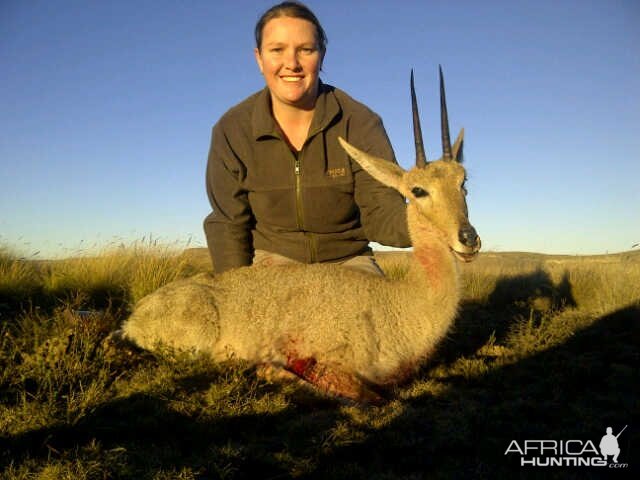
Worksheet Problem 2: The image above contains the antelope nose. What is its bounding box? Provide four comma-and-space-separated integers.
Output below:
459, 225, 479, 247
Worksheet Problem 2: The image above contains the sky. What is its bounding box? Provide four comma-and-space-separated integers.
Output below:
1, 0, 639, 258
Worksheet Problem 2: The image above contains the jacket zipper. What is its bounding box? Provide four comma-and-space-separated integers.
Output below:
293, 150, 317, 262
294, 155, 304, 230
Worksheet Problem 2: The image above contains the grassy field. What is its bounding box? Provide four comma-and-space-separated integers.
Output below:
1, 245, 638, 479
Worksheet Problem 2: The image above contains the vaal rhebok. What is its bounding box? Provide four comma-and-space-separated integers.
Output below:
121, 67, 481, 404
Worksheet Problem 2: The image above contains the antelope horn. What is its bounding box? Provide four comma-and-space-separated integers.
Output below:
411, 69, 428, 167
439, 65, 453, 161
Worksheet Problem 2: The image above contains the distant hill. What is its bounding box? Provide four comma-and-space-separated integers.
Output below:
182, 247, 640, 273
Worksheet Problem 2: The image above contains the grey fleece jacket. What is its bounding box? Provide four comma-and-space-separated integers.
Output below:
204, 82, 410, 273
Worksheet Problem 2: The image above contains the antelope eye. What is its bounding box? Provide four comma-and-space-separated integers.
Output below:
412, 187, 428, 198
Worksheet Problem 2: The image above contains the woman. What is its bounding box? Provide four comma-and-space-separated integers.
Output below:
204, 1, 410, 274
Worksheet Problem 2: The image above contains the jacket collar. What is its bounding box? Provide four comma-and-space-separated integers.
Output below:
252, 80, 341, 141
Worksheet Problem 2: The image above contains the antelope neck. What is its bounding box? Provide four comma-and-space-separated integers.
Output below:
406, 210, 457, 293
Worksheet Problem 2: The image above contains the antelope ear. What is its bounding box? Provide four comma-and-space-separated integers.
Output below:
338, 137, 405, 193
452, 128, 464, 163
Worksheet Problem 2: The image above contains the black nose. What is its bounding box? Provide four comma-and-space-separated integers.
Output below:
459, 225, 478, 247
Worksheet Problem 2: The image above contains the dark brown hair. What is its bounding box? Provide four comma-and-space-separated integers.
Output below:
254, 1, 327, 55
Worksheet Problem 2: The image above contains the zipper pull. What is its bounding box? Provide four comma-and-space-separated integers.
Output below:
295, 159, 301, 175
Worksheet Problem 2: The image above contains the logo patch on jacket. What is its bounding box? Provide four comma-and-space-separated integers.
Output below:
327, 167, 346, 178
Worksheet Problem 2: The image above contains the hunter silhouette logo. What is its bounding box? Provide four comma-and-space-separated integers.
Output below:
505, 425, 629, 468
599, 425, 626, 464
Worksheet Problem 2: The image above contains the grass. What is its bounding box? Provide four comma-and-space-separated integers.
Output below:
1, 245, 639, 479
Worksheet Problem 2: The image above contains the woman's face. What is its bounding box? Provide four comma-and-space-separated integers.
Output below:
254, 16, 323, 111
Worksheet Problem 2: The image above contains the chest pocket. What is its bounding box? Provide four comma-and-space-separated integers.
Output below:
301, 142, 358, 232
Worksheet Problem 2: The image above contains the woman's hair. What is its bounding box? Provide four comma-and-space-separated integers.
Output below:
254, 1, 327, 55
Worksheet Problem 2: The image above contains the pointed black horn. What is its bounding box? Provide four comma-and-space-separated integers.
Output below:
439, 65, 453, 161
411, 69, 428, 167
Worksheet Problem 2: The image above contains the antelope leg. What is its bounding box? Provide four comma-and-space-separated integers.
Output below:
256, 362, 307, 385
285, 356, 385, 405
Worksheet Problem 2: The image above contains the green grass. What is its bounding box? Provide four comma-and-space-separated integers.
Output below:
1, 246, 639, 479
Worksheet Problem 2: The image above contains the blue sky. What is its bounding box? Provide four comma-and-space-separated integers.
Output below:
1, 0, 639, 258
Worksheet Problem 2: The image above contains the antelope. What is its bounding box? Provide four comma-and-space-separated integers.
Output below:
120, 67, 481, 404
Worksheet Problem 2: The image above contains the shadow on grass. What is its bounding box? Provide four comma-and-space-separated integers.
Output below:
0, 371, 347, 478
1, 304, 637, 479
313, 304, 639, 479
440, 270, 578, 362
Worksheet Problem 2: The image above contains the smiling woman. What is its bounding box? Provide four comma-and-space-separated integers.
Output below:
255, 18, 322, 113
255, 16, 322, 150
203, 1, 411, 275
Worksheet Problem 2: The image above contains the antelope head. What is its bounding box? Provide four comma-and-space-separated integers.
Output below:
338, 66, 481, 262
